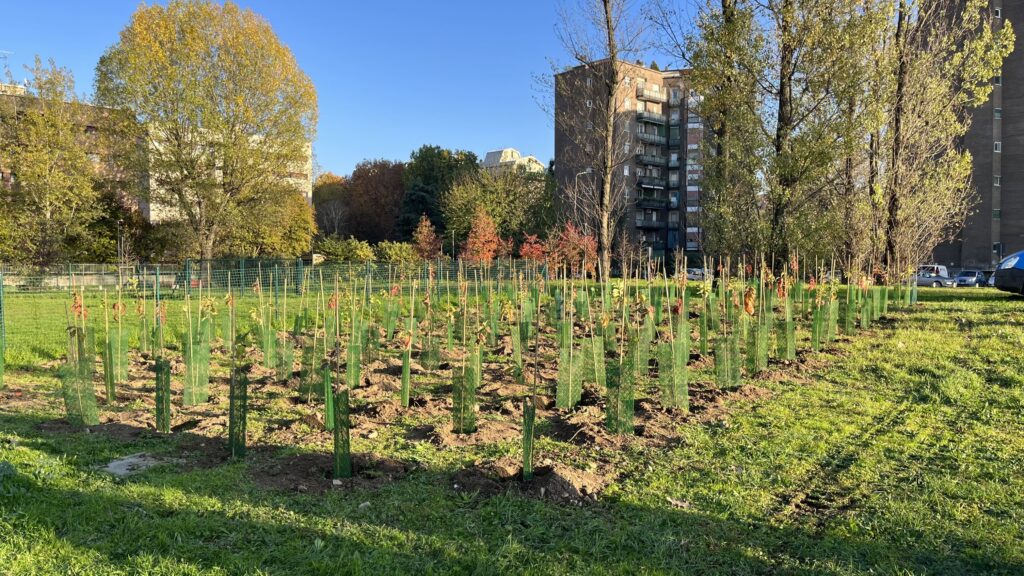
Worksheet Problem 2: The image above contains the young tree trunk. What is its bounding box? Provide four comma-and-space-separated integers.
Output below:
599, 0, 619, 280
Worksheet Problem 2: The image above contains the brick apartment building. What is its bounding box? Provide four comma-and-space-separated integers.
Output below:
934, 1, 1018, 269
554, 60, 704, 264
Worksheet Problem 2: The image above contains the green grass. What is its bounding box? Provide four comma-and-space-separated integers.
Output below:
1, 288, 1022, 574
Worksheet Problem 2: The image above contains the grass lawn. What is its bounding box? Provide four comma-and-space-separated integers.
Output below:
0, 288, 1022, 575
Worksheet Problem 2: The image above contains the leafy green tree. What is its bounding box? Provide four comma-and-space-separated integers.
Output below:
222, 186, 316, 257
0, 57, 99, 265
394, 145, 478, 241
443, 169, 552, 250
880, 0, 1013, 270
94, 0, 318, 261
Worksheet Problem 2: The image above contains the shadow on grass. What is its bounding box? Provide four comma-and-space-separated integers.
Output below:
1, 409, 1020, 575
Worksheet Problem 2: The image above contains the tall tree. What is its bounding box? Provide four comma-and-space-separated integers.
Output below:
312, 172, 348, 237
880, 0, 1013, 271
0, 57, 99, 265
657, 0, 888, 265
344, 159, 405, 242
443, 168, 552, 249
552, 0, 646, 278
94, 0, 318, 261
395, 145, 478, 241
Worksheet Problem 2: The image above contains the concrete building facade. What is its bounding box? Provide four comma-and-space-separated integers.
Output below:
554, 60, 704, 264
934, 1, 1017, 269
481, 148, 545, 175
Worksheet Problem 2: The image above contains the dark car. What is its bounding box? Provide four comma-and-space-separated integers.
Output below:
993, 251, 1024, 295
956, 270, 985, 287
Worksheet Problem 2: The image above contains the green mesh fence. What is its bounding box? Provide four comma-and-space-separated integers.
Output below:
0, 260, 545, 368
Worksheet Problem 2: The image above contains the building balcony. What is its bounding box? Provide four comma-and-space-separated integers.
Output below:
636, 111, 666, 124
668, 137, 681, 148
636, 86, 668, 102
635, 218, 668, 229
636, 194, 668, 208
637, 132, 667, 145
668, 158, 680, 168
635, 153, 667, 167
667, 179, 680, 189
638, 176, 667, 188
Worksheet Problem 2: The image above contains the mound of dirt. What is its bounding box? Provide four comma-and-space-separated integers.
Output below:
451, 456, 615, 505
411, 419, 521, 447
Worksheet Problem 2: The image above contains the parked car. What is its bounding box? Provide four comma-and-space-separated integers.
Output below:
993, 251, 1024, 295
686, 268, 710, 282
955, 270, 986, 287
918, 264, 950, 278
981, 270, 996, 286
914, 271, 955, 288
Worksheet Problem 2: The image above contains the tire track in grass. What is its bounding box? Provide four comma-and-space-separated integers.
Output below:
769, 400, 914, 526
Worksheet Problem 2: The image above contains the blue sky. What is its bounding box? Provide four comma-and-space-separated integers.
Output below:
0, 1, 600, 176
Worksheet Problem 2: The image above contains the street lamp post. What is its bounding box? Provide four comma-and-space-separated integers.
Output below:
572, 168, 591, 224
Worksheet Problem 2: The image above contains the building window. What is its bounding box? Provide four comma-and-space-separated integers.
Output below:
624, 97, 632, 110
995, 74, 1002, 86
994, 209, 1002, 219
586, 77, 593, 88
624, 142, 631, 154
624, 165, 630, 176
995, 141, 1002, 152
586, 99, 593, 108
995, 108, 1002, 119
995, 8, 1001, 18
624, 76, 631, 86
995, 175, 1001, 186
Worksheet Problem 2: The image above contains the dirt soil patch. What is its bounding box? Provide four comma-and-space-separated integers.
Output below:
451, 456, 615, 505
249, 451, 412, 494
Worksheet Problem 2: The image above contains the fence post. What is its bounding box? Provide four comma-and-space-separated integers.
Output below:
0, 269, 6, 363
295, 257, 303, 295
184, 259, 192, 299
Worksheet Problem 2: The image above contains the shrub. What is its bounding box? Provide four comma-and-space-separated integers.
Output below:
374, 241, 420, 264
316, 236, 374, 262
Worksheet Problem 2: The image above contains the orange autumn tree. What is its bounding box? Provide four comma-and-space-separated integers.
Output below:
546, 223, 597, 277
519, 233, 546, 261
461, 208, 502, 264
412, 214, 442, 260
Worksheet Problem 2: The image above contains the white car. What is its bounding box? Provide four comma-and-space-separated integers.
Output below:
686, 268, 709, 282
